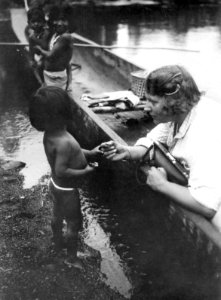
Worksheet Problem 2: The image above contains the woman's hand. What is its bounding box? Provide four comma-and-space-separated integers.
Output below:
145, 167, 168, 191
99, 141, 129, 161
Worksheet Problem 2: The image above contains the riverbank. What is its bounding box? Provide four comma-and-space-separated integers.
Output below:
0, 160, 126, 300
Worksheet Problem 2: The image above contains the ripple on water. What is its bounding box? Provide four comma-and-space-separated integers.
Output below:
80, 188, 133, 298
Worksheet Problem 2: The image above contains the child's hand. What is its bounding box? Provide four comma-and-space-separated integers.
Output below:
85, 163, 98, 173
91, 145, 104, 157
100, 141, 129, 161
98, 141, 115, 153
34, 45, 42, 53
29, 59, 37, 68
88, 162, 99, 168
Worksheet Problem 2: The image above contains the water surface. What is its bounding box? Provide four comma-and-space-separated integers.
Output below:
70, 4, 221, 102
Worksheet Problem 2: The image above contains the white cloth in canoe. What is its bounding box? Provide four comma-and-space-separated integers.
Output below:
81, 90, 140, 108
43, 69, 68, 90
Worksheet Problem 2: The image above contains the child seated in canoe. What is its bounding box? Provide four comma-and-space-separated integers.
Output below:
25, 7, 50, 82
29, 86, 101, 268
34, 5, 74, 91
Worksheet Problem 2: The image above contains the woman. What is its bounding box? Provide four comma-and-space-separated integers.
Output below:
101, 65, 221, 230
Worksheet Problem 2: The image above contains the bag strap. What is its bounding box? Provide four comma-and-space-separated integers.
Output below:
135, 141, 189, 185
135, 143, 154, 185
153, 141, 189, 181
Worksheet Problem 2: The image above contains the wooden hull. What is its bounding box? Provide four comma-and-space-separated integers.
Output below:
68, 38, 221, 255
10, 8, 221, 256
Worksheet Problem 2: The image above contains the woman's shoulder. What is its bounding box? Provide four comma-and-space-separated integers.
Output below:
192, 96, 221, 132
197, 96, 221, 116
200, 95, 221, 106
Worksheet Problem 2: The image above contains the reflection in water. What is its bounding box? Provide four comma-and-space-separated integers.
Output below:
81, 190, 132, 298
0, 30, 48, 188
0, 56, 49, 188
69, 5, 221, 102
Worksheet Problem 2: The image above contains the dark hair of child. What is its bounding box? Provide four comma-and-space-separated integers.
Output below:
29, 86, 73, 132
27, 7, 45, 23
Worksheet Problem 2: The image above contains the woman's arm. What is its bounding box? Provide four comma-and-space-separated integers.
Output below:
146, 167, 216, 219
100, 141, 148, 161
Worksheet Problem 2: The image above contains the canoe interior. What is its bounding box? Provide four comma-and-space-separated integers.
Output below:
70, 37, 154, 147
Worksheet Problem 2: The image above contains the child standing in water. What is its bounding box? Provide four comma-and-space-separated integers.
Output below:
29, 86, 100, 268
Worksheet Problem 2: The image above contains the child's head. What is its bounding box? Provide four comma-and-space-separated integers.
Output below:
48, 5, 71, 33
29, 86, 73, 132
27, 7, 45, 32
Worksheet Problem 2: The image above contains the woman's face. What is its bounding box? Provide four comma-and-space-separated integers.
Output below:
144, 94, 174, 124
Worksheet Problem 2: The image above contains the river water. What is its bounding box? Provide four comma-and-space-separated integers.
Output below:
70, 4, 221, 103
1, 5, 221, 299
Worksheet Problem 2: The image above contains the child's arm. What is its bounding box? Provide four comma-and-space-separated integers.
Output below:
83, 145, 103, 161
55, 156, 95, 179
28, 40, 37, 67
35, 35, 71, 60
54, 144, 96, 179
34, 45, 50, 58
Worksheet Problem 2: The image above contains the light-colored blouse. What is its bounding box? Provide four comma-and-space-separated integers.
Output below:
135, 96, 221, 213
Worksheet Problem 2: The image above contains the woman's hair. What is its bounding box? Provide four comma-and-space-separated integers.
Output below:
29, 86, 73, 132
145, 65, 202, 114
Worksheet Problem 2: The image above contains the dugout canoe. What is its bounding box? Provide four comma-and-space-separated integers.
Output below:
10, 8, 221, 258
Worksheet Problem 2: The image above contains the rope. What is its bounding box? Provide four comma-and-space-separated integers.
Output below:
0, 42, 200, 53
73, 43, 200, 53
